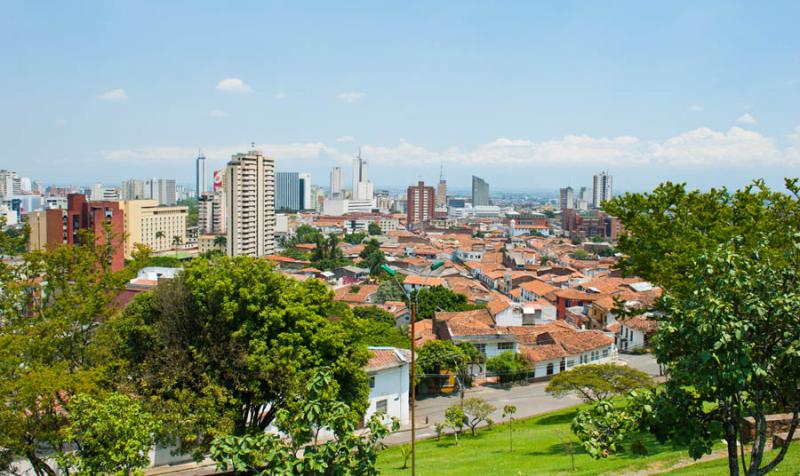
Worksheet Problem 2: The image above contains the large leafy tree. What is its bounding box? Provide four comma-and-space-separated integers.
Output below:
485, 351, 531, 383
106, 256, 370, 457
358, 239, 386, 276
0, 227, 128, 476
416, 340, 481, 396
546, 363, 653, 403
413, 285, 480, 320
575, 180, 800, 475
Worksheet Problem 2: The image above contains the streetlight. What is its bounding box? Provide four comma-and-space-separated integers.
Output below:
380, 260, 444, 476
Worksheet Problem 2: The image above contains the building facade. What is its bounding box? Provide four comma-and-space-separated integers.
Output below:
225, 149, 276, 257
472, 175, 489, 206
559, 186, 574, 210
196, 153, 206, 196
352, 153, 374, 200
67, 194, 125, 272
406, 181, 435, 226
592, 172, 613, 209
276, 172, 301, 211
330, 167, 342, 199
118, 200, 188, 258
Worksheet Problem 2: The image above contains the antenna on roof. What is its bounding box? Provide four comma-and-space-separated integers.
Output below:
439, 159, 444, 182
251, 141, 255, 149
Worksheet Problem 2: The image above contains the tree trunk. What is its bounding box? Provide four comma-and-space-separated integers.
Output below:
27, 452, 57, 476
723, 412, 741, 476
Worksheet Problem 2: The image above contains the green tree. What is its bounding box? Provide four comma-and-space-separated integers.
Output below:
58, 393, 159, 476
571, 248, 592, 260
485, 351, 531, 383
171, 235, 182, 256
351, 308, 409, 349
209, 369, 397, 475
344, 231, 368, 245
463, 397, 496, 436
444, 405, 466, 445
503, 405, 517, 452
0, 219, 28, 256
213, 235, 226, 251
413, 285, 477, 320
291, 224, 322, 245
575, 180, 800, 475
368, 223, 382, 236
359, 239, 386, 276
353, 305, 397, 327
177, 198, 198, 227
546, 363, 653, 403
374, 279, 406, 304
416, 340, 481, 395
0, 230, 126, 475
310, 234, 351, 271
155, 230, 165, 241
106, 256, 370, 457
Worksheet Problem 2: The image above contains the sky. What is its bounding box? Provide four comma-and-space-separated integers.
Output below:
1, 1, 800, 193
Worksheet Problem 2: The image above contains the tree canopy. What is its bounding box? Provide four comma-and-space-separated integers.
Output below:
359, 239, 386, 276
546, 363, 653, 402
105, 256, 370, 456
412, 285, 481, 320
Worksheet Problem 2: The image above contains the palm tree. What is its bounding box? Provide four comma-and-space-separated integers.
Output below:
213, 235, 227, 253
172, 235, 182, 257
155, 230, 165, 248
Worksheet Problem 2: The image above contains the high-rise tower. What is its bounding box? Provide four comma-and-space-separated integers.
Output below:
225, 149, 276, 257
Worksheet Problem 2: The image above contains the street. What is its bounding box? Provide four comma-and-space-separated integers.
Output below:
384, 352, 659, 445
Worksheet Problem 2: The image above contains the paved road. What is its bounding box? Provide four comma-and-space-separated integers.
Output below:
385, 352, 660, 445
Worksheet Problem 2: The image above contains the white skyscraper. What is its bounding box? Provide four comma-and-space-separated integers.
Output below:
330, 167, 342, 199
196, 152, 206, 195
351, 150, 373, 200
225, 149, 276, 257
298, 173, 311, 210
592, 172, 613, 209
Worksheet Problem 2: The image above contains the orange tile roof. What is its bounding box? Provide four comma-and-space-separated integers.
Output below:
404, 275, 444, 286
414, 319, 436, 345
520, 280, 558, 297
487, 299, 512, 317
621, 315, 659, 333
367, 348, 411, 372
334, 284, 379, 304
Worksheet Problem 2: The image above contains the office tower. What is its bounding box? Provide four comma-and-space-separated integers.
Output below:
559, 186, 575, 210
225, 149, 276, 257
298, 173, 311, 210
329, 167, 342, 199
407, 181, 435, 226
351, 151, 374, 200
276, 172, 301, 211
66, 194, 125, 272
592, 172, 613, 209
145, 179, 177, 206
472, 175, 490, 206
102, 188, 120, 200
20, 177, 32, 193
90, 183, 104, 201
196, 152, 206, 196
27, 209, 64, 251
199, 191, 227, 235
0, 170, 22, 197
118, 200, 188, 258
122, 179, 147, 200
436, 163, 447, 208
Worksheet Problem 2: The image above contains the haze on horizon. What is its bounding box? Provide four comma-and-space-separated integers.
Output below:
1, 1, 799, 193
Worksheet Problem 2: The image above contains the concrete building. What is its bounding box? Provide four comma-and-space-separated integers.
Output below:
28, 209, 65, 251
225, 149, 276, 257
198, 233, 226, 255
121, 179, 147, 200
198, 190, 226, 235
592, 172, 613, 209
118, 200, 188, 258
330, 166, 343, 199
0, 170, 21, 197
436, 179, 447, 209
407, 181, 435, 226
276, 172, 301, 211
151, 179, 177, 206
196, 152, 206, 196
472, 175, 490, 206
352, 152, 374, 200
365, 347, 411, 426
299, 172, 311, 210
559, 186, 574, 210
66, 194, 125, 272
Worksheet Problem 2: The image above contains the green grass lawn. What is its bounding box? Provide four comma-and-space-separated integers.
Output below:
658, 444, 800, 475
377, 405, 695, 475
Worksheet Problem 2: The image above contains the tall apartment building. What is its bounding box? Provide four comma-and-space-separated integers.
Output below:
299, 173, 311, 210
196, 152, 206, 196
0, 170, 21, 197
352, 152, 374, 200
152, 179, 177, 206
121, 179, 147, 200
225, 149, 276, 257
472, 175, 490, 206
28, 194, 126, 272
198, 191, 227, 235
407, 181, 435, 226
118, 200, 188, 258
559, 186, 575, 210
330, 167, 342, 199
592, 172, 613, 209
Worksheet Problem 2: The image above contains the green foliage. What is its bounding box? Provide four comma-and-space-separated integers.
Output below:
106, 256, 370, 457
570, 248, 592, 260
445, 405, 466, 444
353, 305, 397, 327
485, 351, 531, 383
585, 179, 800, 475
463, 397, 496, 436
177, 198, 198, 227
280, 247, 312, 260
58, 393, 159, 476
209, 369, 398, 475
352, 307, 410, 349
368, 223, 382, 236
545, 363, 654, 403
503, 405, 517, 452
0, 221, 28, 256
412, 285, 477, 320
0, 230, 128, 475
310, 234, 351, 271
344, 231, 368, 245
399, 445, 411, 470
359, 239, 386, 276
571, 397, 647, 459
291, 224, 322, 245
374, 279, 406, 304
416, 340, 481, 393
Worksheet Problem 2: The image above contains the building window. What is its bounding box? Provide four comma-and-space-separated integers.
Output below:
497, 342, 514, 351
475, 343, 487, 355
546, 362, 554, 375
602, 348, 609, 358
376, 399, 388, 415
369, 376, 375, 389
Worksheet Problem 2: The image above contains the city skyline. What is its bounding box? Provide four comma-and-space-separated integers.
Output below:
2, 2, 800, 192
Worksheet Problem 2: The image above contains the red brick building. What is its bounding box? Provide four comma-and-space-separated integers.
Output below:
66, 194, 125, 272
406, 181, 435, 227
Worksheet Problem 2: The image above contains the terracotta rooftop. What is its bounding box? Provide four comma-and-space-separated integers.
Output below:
367, 347, 412, 372
621, 315, 659, 334
334, 284, 379, 304
404, 275, 445, 286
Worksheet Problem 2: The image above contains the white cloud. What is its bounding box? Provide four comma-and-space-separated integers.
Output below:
736, 113, 757, 125
101, 142, 345, 165
209, 109, 230, 118
336, 91, 365, 103
216, 78, 253, 94
650, 127, 779, 166
273, 91, 287, 100
96, 89, 128, 101
688, 104, 704, 112
336, 136, 355, 143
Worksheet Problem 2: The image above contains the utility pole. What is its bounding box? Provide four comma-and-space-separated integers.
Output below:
410, 300, 417, 475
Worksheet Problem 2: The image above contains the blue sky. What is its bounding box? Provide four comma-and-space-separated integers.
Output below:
2, 1, 800, 192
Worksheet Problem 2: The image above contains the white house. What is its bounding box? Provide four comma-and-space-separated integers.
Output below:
617, 315, 658, 351
403, 275, 445, 294
365, 347, 411, 426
